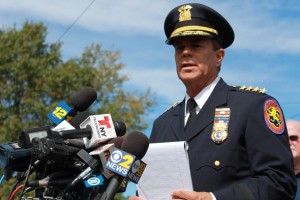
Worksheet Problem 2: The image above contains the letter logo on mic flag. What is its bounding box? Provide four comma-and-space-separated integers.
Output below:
105, 148, 147, 184
48, 101, 76, 125
80, 114, 117, 148
89, 143, 115, 179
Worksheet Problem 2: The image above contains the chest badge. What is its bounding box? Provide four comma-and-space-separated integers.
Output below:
211, 108, 231, 144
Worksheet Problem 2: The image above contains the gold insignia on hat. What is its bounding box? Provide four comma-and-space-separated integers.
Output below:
178, 5, 193, 22
211, 108, 230, 144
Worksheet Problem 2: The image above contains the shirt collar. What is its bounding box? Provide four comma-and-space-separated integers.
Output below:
185, 76, 220, 116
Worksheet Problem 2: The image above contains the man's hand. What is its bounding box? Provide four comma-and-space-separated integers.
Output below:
128, 197, 144, 200
171, 190, 213, 200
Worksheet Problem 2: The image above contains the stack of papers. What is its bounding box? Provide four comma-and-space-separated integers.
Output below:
137, 141, 193, 200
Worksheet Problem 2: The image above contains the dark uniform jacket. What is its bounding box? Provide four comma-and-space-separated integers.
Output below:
150, 78, 296, 200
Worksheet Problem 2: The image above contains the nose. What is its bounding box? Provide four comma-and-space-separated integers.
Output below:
182, 46, 191, 57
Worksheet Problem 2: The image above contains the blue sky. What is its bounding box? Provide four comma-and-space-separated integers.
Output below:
1, 0, 300, 197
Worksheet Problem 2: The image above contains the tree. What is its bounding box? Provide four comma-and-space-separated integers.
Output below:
0, 21, 156, 199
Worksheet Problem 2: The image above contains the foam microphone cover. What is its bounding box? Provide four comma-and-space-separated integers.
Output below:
71, 87, 97, 111
121, 131, 149, 159
114, 121, 127, 136
107, 137, 124, 149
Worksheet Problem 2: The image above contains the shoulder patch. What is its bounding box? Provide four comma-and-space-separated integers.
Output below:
264, 98, 285, 134
164, 101, 180, 113
232, 85, 267, 94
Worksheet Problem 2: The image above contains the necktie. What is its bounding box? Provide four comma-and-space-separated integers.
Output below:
185, 98, 197, 130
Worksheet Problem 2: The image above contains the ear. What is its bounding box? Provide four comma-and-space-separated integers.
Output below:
215, 48, 225, 66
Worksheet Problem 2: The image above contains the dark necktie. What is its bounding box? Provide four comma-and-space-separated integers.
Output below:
185, 98, 197, 130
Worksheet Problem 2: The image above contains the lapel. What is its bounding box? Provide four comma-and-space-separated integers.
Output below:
170, 100, 185, 141
183, 78, 229, 142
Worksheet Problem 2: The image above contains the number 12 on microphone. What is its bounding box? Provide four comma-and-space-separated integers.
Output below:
48, 101, 75, 125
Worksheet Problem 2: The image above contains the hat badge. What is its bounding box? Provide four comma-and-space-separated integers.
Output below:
178, 5, 192, 22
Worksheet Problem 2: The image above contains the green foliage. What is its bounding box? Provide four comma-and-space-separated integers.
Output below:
0, 21, 156, 199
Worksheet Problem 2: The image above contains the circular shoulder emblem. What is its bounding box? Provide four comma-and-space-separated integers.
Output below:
264, 99, 284, 134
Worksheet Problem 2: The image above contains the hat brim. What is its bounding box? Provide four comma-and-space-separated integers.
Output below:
165, 29, 216, 45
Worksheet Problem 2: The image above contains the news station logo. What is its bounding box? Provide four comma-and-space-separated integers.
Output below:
48, 101, 75, 124
80, 114, 117, 148
105, 148, 147, 184
89, 143, 115, 178
84, 174, 104, 188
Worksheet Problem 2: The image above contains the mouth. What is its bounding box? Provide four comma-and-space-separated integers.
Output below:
181, 62, 196, 68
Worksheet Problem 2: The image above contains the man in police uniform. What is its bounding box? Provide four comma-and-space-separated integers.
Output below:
130, 3, 296, 200
287, 119, 300, 200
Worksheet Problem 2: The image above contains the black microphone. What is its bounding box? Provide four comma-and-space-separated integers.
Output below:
56, 121, 126, 139
18, 114, 126, 150
19, 88, 97, 148
48, 87, 97, 125
107, 136, 125, 149
26, 170, 74, 188
69, 112, 127, 137
69, 111, 92, 129
71, 87, 97, 112
57, 114, 127, 149
99, 131, 149, 200
55, 111, 92, 148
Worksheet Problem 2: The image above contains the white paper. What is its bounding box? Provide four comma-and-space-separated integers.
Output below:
137, 141, 193, 200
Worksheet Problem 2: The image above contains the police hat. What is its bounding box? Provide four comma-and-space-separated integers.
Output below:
164, 3, 234, 48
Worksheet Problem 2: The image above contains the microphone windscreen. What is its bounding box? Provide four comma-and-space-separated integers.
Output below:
114, 121, 126, 136
121, 131, 149, 159
71, 87, 97, 111
107, 137, 124, 149
69, 111, 91, 129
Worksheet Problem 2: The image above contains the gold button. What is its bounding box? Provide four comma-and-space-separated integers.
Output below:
214, 160, 220, 166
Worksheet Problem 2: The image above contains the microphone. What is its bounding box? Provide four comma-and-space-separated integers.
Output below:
65, 149, 99, 191
107, 137, 124, 149
69, 111, 92, 129
18, 113, 126, 149
54, 111, 91, 148
62, 148, 110, 195
58, 114, 126, 149
19, 111, 86, 149
26, 170, 74, 188
71, 87, 97, 112
89, 137, 125, 179
121, 131, 149, 159
54, 114, 126, 138
48, 87, 97, 125
100, 131, 149, 200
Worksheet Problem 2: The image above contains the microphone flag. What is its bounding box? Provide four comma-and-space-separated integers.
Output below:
89, 143, 115, 179
80, 114, 117, 149
105, 148, 147, 184
48, 101, 75, 125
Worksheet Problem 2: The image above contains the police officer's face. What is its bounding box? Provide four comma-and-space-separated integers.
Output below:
173, 36, 224, 90
287, 121, 300, 161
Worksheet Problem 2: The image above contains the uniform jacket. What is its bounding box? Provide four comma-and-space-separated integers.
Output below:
150, 78, 296, 200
